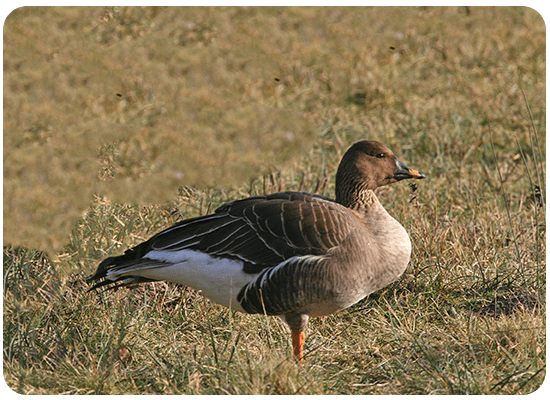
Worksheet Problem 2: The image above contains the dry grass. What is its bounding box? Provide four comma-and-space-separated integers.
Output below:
3, 6, 546, 395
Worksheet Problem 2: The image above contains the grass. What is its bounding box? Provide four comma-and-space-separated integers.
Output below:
3, 6, 546, 395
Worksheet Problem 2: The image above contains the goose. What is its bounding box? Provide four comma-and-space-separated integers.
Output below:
88, 140, 425, 362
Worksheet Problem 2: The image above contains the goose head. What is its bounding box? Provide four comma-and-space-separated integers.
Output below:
335, 141, 425, 208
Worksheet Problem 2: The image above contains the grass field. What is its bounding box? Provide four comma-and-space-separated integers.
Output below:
3, 6, 546, 394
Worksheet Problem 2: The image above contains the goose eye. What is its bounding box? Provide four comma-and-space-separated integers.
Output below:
375, 153, 385, 158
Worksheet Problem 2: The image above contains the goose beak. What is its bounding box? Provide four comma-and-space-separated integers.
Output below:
394, 160, 426, 181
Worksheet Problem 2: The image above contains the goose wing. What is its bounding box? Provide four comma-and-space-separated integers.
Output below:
151, 191, 353, 272
90, 191, 356, 285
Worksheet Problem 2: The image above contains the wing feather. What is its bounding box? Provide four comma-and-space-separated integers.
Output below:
157, 192, 352, 267
92, 192, 356, 283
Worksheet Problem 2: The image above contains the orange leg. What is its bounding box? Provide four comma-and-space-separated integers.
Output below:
291, 331, 305, 364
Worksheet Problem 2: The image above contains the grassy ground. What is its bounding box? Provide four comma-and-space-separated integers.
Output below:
3, 6, 546, 395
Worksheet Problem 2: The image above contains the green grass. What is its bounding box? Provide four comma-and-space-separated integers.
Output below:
3, 6, 546, 395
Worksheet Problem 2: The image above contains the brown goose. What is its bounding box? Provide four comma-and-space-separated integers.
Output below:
88, 141, 425, 362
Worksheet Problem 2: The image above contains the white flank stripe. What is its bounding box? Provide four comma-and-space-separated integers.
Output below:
108, 249, 257, 312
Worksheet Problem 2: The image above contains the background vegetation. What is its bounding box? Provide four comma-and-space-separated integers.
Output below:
3, 6, 546, 394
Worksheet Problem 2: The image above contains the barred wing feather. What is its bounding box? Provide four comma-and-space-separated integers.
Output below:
112, 192, 354, 274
